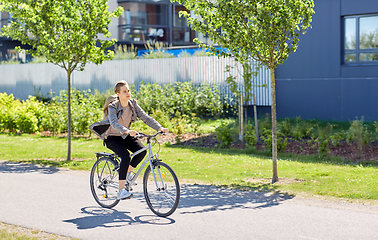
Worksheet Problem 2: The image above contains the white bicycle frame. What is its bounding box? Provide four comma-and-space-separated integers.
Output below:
122, 137, 163, 190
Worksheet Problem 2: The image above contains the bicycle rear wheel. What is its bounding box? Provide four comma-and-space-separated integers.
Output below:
143, 161, 180, 217
90, 157, 120, 208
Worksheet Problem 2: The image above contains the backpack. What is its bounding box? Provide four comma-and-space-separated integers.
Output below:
103, 94, 119, 120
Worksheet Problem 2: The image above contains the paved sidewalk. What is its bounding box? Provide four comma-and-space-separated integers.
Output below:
1, 161, 378, 240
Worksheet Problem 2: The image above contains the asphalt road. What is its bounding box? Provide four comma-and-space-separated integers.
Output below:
1, 160, 378, 240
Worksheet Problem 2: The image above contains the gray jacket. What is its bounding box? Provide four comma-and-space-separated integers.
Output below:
89, 98, 162, 140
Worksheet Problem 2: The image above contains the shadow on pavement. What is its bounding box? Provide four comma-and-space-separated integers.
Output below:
178, 184, 294, 215
0, 161, 59, 174
65, 184, 293, 230
63, 207, 175, 229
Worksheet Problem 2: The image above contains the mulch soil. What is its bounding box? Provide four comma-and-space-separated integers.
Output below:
158, 133, 378, 162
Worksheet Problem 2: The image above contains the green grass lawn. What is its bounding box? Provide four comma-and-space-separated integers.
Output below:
1, 133, 378, 203
0, 222, 75, 240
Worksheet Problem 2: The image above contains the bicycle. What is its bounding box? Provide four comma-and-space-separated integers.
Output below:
89, 131, 180, 217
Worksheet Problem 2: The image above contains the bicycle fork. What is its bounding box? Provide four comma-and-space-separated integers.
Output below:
149, 161, 166, 191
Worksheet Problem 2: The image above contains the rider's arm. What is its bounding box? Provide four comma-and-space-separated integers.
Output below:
131, 99, 162, 131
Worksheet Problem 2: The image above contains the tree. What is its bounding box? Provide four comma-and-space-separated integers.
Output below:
225, 60, 266, 143
175, 0, 314, 183
0, 0, 123, 160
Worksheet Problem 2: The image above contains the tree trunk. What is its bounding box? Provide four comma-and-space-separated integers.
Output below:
270, 68, 278, 183
253, 94, 259, 142
244, 104, 248, 125
239, 94, 244, 142
67, 70, 72, 161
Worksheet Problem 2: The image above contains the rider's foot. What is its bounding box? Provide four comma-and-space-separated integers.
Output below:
127, 172, 137, 186
117, 188, 133, 200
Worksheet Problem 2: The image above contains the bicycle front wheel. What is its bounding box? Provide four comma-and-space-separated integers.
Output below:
143, 161, 180, 217
90, 157, 120, 208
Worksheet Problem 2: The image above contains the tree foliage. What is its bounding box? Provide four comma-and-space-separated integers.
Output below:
0, 0, 122, 70
176, 0, 314, 66
175, 0, 315, 182
0, 0, 123, 160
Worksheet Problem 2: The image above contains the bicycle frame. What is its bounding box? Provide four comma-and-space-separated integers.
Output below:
118, 136, 163, 191
128, 141, 153, 185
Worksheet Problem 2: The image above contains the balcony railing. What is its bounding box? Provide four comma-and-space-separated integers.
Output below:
119, 25, 169, 43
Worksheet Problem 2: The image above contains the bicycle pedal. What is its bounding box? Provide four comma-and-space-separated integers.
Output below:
121, 194, 133, 200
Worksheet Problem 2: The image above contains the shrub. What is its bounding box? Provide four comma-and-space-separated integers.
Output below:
93, 88, 115, 110
215, 121, 234, 148
48, 89, 102, 135
258, 114, 272, 135
140, 41, 175, 59
193, 50, 208, 57
315, 136, 330, 160
347, 117, 370, 157
245, 124, 257, 148
189, 114, 202, 136
373, 121, 378, 141
15, 111, 39, 133
0, 93, 17, 132
15, 96, 46, 133
30, 56, 47, 63
171, 117, 187, 135
178, 50, 192, 58
135, 81, 227, 118
113, 44, 138, 60
0, 94, 46, 133
193, 83, 224, 117
278, 118, 292, 137
33, 86, 51, 103
136, 82, 165, 114
71, 89, 102, 135
260, 128, 287, 152
330, 130, 345, 147
151, 109, 171, 129
42, 102, 66, 135
292, 117, 315, 140
0, 59, 21, 65
315, 123, 333, 159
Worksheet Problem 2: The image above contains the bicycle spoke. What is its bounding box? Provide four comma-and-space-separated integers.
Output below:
163, 192, 176, 205
90, 157, 120, 209
143, 162, 180, 217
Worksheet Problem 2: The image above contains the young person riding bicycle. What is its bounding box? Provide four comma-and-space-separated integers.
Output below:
89, 80, 169, 200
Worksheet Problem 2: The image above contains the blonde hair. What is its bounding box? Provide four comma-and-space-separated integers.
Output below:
114, 80, 129, 93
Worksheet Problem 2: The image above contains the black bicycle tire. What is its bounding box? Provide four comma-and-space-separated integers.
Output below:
143, 162, 180, 217
90, 157, 120, 209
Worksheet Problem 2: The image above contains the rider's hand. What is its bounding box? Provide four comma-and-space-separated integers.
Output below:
127, 130, 138, 137
159, 127, 169, 134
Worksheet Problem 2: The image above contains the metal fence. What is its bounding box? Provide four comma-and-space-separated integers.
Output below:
0, 56, 271, 106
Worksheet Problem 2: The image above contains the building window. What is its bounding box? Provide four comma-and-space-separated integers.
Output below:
0, 11, 12, 29
117, 2, 196, 46
118, 2, 169, 43
344, 15, 378, 63
172, 5, 195, 45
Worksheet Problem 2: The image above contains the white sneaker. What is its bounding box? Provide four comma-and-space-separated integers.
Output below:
117, 188, 132, 200
127, 172, 137, 186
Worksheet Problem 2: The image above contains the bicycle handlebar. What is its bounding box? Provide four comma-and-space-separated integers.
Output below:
135, 131, 165, 139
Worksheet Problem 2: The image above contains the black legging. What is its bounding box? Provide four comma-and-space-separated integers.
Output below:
104, 136, 146, 180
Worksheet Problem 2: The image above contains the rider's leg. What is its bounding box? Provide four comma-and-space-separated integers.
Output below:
125, 138, 146, 186
119, 180, 126, 191
128, 166, 134, 172
104, 136, 131, 192
127, 137, 147, 168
